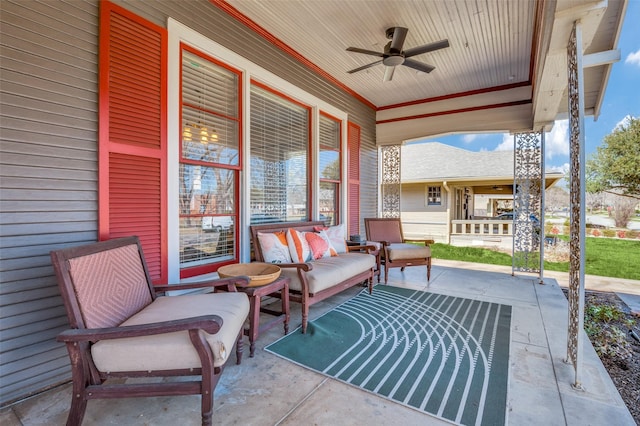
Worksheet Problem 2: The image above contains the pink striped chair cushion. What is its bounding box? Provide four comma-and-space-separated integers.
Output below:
68, 244, 152, 329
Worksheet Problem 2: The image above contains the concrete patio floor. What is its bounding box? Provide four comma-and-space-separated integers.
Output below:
1, 260, 636, 426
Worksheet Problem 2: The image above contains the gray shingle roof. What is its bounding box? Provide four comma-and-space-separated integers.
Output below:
401, 142, 516, 182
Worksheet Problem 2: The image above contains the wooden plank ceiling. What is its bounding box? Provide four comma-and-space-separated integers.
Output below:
223, 0, 626, 141
226, 0, 534, 107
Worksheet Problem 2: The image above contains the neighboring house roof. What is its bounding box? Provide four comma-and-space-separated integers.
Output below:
401, 142, 564, 185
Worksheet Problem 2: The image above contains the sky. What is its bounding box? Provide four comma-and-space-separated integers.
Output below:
412, 0, 640, 174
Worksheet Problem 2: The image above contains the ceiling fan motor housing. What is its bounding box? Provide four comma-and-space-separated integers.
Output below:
383, 55, 405, 66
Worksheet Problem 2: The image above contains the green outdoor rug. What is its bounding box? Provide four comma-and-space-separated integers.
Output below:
266, 286, 511, 426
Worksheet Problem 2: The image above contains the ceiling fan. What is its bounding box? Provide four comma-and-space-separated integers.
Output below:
346, 27, 449, 82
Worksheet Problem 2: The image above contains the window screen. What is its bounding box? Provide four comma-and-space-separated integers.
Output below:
250, 83, 310, 224
180, 47, 240, 273
319, 114, 341, 226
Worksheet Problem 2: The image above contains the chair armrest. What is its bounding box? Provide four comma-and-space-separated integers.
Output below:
347, 244, 377, 254
403, 239, 434, 246
154, 276, 250, 294
57, 315, 224, 343
271, 262, 313, 272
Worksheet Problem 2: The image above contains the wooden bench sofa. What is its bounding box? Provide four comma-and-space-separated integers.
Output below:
250, 221, 376, 333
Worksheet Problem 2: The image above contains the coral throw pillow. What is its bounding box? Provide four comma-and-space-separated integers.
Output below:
257, 231, 291, 263
305, 231, 337, 259
313, 223, 347, 253
286, 229, 312, 263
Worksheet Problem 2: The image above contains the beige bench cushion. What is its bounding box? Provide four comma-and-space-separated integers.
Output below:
281, 252, 375, 294
92, 292, 249, 371
386, 243, 431, 261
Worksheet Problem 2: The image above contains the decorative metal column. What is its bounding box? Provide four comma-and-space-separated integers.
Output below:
566, 21, 587, 390
512, 130, 544, 275
381, 145, 401, 218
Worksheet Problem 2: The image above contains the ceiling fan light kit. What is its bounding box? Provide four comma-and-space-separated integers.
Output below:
347, 27, 449, 82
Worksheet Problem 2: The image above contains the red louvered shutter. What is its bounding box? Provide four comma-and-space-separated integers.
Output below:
99, 2, 167, 283
347, 122, 361, 235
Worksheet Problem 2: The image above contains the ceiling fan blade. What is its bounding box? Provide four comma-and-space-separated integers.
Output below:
346, 47, 384, 57
347, 60, 383, 74
404, 39, 450, 58
389, 27, 408, 52
402, 59, 435, 74
383, 66, 396, 82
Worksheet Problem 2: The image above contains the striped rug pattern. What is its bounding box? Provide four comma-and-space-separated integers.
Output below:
266, 286, 511, 426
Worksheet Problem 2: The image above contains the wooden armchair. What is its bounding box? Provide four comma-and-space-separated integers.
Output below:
50, 236, 250, 426
364, 218, 434, 283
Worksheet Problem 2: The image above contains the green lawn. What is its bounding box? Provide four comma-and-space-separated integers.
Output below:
429, 237, 640, 280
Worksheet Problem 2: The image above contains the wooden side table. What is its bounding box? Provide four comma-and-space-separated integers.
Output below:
235, 276, 290, 357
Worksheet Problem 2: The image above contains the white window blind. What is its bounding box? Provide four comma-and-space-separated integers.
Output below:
182, 50, 239, 165
250, 84, 310, 223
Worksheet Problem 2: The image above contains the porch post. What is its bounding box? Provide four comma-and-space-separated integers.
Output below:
380, 145, 401, 218
512, 130, 544, 276
566, 21, 586, 390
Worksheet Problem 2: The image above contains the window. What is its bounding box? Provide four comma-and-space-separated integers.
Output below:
179, 47, 241, 276
249, 82, 310, 224
319, 113, 341, 226
427, 186, 442, 205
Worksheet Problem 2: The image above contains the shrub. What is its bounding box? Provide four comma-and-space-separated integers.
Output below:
592, 229, 601, 237
584, 303, 635, 360
602, 229, 616, 238
617, 230, 626, 239
627, 230, 639, 239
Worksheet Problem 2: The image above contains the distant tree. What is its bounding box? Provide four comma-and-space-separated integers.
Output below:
545, 186, 569, 215
585, 191, 606, 213
586, 116, 640, 200
612, 194, 636, 228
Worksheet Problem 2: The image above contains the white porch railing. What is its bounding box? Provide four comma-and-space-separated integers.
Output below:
451, 219, 513, 236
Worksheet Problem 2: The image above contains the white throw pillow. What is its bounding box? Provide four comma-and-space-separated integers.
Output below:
314, 224, 347, 253
257, 231, 292, 263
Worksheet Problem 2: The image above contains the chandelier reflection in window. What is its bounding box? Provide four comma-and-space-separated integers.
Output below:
184, 86, 219, 147
183, 122, 218, 145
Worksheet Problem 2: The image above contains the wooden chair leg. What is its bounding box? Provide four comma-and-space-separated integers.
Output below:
301, 293, 310, 333
201, 381, 214, 426
235, 331, 244, 365
65, 344, 88, 426
66, 392, 87, 426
